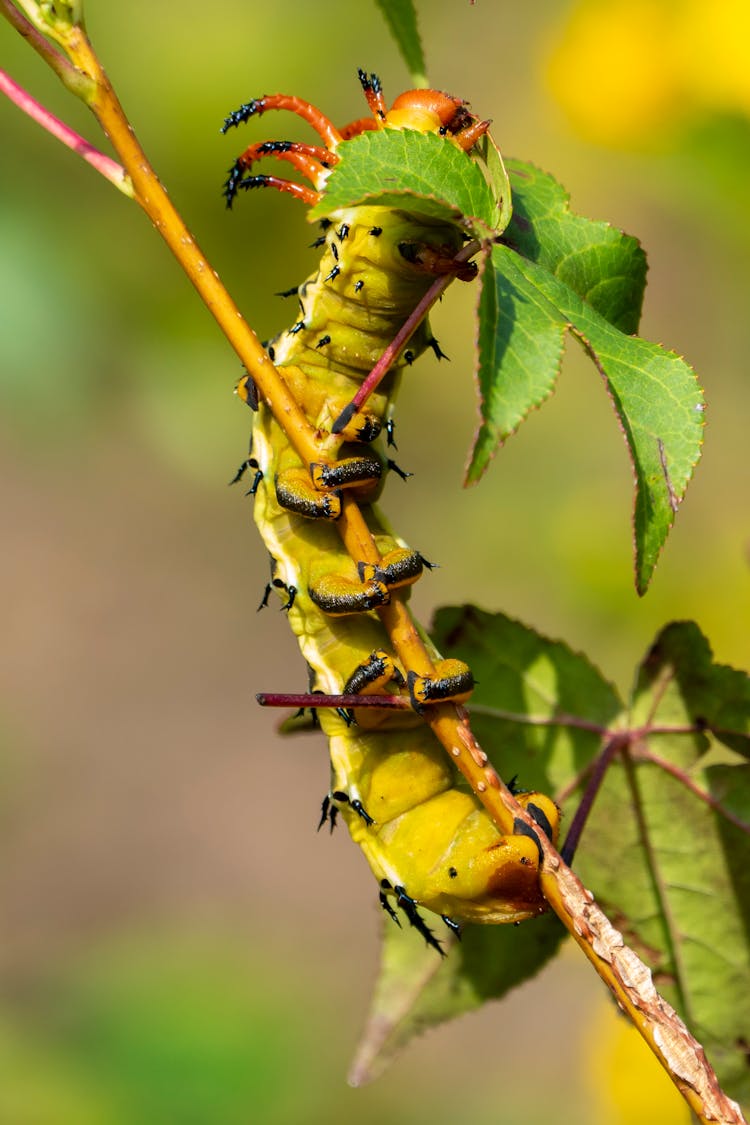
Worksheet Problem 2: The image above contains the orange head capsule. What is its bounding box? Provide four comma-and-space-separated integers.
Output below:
385, 88, 471, 135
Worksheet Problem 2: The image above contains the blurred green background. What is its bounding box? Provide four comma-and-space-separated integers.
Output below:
2, 1, 748, 1121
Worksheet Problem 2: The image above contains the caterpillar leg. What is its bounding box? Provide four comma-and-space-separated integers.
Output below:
338, 117, 380, 141
275, 468, 341, 520
231, 139, 334, 180
441, 914, 462, 938
308, 573, 390, 616
229, 456, 262, 494
318, 790, 374, 832
379, 886, 401, 927
221, 93, 343, 148
275, 450, 384, 521
334, 411, 383, 445
309, 545, 434, 619
356, 69, 388, 122
224, 140, 334, 208
515, 791, 559, 845
309, 455, 383, 493
330, 649, 410, 730
343, 650, 405, 696
357, 548, 431, 592
392, 884, 445, 956
453, 117, 491, 152
407, 659, 475, 711
379, 880, 445, 958
224, 172, 320, 210
258, 576, 297, 612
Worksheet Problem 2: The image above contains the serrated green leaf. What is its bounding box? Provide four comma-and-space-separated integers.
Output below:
373, 0, 427, 88
633, 621, 750, 757
476, 131, 513, 245
471, 250, 567, 482
504, 160, 648, 334
575, 622, 750, 1105
310, 130, 501, 238
470, 244, 704, 593
350, 912, 565, 1086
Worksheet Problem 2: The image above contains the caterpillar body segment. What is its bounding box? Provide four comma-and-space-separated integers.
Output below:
326, 721, 554, 926
229, 77, 559, 941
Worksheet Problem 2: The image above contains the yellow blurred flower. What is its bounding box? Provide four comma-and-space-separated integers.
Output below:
546, 0, 750, 147
679, 0, 750, 115
584, 999, 692, 1124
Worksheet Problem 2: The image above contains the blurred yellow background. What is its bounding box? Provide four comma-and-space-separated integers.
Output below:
2, 1, 747, 1121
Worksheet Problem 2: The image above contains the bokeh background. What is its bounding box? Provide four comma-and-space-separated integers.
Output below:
2, 1, 748, 1121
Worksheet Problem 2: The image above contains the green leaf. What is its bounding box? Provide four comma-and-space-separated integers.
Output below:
373, 0, 427, 88
471, 242, 704, 593
575, 622, 750, 1105
504, 161, 648, 334
471, 249, 567, 484
475, 131, 513, 246
310, 130, 502, 238
350, 913, 565, 1086
632, 621, 750, 757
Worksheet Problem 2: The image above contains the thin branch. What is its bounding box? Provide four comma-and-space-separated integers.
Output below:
560, 733, 627, 864
641, 748, 750, 835
0, 67, 132, 194
468, 702, 610, 736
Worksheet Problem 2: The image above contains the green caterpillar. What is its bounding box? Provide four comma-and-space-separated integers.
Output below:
224, 72, 559, 950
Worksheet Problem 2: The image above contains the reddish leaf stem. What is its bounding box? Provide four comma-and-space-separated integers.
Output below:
0, 66, 132, 194
640, 747, 750, 835
332, 240, 481, 434
256, 691, 411, 710
560, 733, 629, 863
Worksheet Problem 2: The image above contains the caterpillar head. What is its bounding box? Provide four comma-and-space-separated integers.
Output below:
385, 89, 474, 138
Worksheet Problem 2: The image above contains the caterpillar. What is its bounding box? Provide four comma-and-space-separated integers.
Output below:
223, 71, 559, 951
